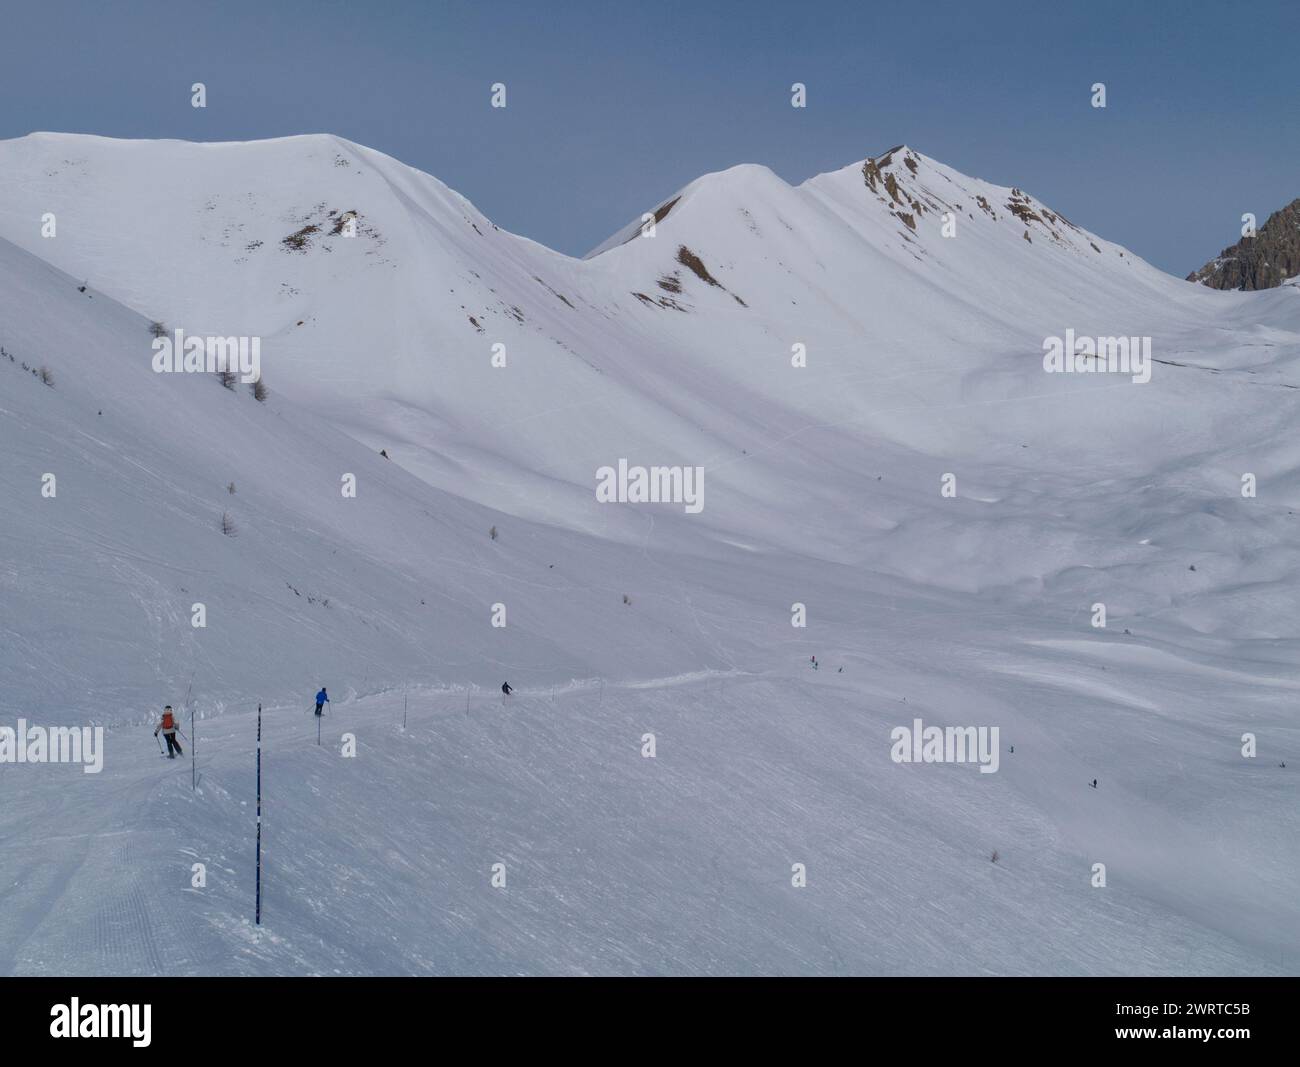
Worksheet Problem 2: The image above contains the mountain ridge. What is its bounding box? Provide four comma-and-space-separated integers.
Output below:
5, 131, 1151, 272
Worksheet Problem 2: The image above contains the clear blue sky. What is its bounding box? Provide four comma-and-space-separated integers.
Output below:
3, 0, 1296, 274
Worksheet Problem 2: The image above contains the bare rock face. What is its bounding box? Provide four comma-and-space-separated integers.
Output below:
1188, 198, 1300, 290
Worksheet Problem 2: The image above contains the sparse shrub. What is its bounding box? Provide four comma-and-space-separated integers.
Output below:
149, 321, 167, 339
219, 370, 237, 390
622, 593, 631, 605
227, 482, 236, 495
282, 224, 320, 252
489, 525, 498, 541
991, 850, 999, 864
251, 378, 269, 402
220, 512, 236, 536
38, 366, 54, 387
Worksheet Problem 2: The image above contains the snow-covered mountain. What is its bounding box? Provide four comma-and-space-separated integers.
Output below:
1, 133, 1297, 976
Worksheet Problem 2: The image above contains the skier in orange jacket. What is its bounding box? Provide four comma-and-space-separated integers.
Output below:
154, 706, 184, 758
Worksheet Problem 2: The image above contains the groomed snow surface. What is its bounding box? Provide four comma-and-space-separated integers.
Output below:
0, 135, 1297, 975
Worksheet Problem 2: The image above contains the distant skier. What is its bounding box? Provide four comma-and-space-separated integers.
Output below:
154, 705, 183, 759
810, 655, 819, 671
314, 687, 329, 717
501, 682, 513, 696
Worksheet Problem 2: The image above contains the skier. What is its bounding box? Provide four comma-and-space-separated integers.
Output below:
810, 655, 819, 671
154, 705, 183, 759
501, 682, 513, 696
314, 686, 329, 717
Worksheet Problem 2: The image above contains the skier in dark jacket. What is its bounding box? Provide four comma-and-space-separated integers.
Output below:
154, 705, 184, 758
314, 687, 329, 716
501, 682, 513, 696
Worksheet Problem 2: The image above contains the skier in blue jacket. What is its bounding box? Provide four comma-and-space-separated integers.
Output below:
314, 687, 329, 717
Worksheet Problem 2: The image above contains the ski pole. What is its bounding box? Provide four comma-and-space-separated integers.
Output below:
155, 732, 164, 754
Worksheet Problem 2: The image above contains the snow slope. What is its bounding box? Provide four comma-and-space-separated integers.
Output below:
0, 134, 1298, 975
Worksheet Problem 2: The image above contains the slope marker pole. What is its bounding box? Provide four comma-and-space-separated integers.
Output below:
255, 702, 263, 926
182, 671, 195, 791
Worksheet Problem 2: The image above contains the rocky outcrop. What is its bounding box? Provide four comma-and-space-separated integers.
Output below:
1188, 198, 1300, 290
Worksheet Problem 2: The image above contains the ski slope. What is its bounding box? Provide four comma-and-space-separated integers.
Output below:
0, 134, 1297, 975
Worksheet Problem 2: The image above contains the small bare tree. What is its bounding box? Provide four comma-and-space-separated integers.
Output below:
149, 321, 167, 339
220, 512, 236, 536
622, 593, 631, 605
489, 525, 498, 541
219, 369, 237, 390
38, 366, 54, 387
227, 482, 236, 495
251, 378, 269, 402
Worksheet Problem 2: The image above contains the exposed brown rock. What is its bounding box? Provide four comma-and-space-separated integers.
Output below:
1188, 198, 1300, 290
653, 197, 680, 225
676, 246, 723, 288
1006, 197, 1042, 225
